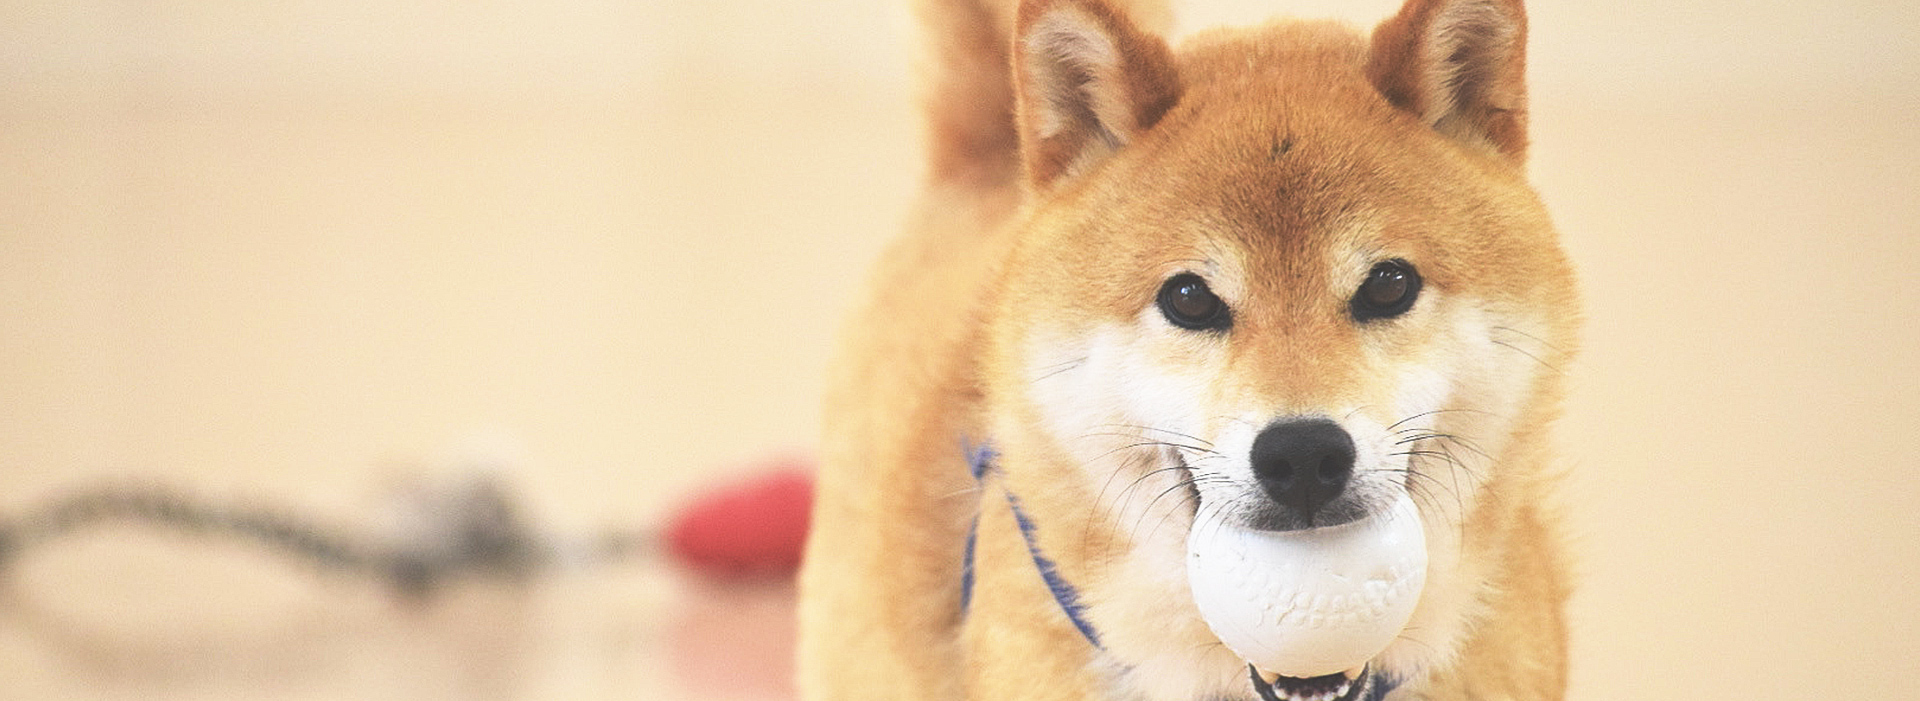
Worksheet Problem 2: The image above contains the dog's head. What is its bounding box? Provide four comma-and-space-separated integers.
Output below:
980, 0, 1576, 696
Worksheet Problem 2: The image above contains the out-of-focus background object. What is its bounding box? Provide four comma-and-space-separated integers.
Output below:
1, 0, 1915, 699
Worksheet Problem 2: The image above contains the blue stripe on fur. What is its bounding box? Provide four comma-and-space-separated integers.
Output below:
961, 439, 991, 614
1004, 491, 1103, 649
959, 515, 977, 613
962, 440, 1104, 648
967, 440, 996, 481
1366, 673, 1400, 701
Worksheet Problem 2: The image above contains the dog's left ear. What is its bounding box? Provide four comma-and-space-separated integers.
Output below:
1013, 0, 1181, 189
1368, 0, 1529, 162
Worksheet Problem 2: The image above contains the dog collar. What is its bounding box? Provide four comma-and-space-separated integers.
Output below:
960, 441, 1400, 701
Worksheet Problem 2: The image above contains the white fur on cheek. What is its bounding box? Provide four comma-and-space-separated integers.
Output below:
1371, 300, 1550, 684
1021, 322, 1251, 701
1026, 324, 1209, 477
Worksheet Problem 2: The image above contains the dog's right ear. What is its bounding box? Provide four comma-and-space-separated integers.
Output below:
1013, 0, 1180, 190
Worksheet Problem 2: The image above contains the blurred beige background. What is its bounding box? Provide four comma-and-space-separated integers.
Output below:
2, 0, 1916, 699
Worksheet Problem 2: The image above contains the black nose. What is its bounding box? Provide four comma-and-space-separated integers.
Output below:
1249, 418, 1355, 522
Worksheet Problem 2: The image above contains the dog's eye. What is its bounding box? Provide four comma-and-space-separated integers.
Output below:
1157, 273, 1231, 331
1351, 260, 1422, 322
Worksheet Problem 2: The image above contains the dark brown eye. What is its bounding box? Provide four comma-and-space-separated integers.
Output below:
1351, 260, 1422, 322
1157, 273, 1231, 331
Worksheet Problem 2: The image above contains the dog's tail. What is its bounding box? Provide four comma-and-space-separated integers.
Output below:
912, 0, 1169, 189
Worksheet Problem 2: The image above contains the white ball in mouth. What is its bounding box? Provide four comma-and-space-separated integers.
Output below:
1186, 490, 1428, 679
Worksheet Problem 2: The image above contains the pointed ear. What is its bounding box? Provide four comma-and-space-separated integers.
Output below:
1368, 0, 1529, 162
1013, 0, 1181, 189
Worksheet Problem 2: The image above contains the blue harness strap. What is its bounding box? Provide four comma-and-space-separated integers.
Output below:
1367, 677, 1398, 701
961, 442, 1102, 649
958, 443, 987, 613
960, 441, 1401, 700
1004, 490, 1103, 648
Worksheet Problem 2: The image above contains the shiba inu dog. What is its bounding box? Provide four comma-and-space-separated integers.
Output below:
798, 0, 1578, 698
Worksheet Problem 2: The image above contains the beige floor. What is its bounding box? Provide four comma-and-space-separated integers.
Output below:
3, 0, 1917, 699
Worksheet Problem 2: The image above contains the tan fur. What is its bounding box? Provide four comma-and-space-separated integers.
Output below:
799, 0, 1577, 699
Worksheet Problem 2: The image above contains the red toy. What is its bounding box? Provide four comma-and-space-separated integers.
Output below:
665, 464, 814, 579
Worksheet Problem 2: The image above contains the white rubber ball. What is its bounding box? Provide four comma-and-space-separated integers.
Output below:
1186, 490, 1428, 679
